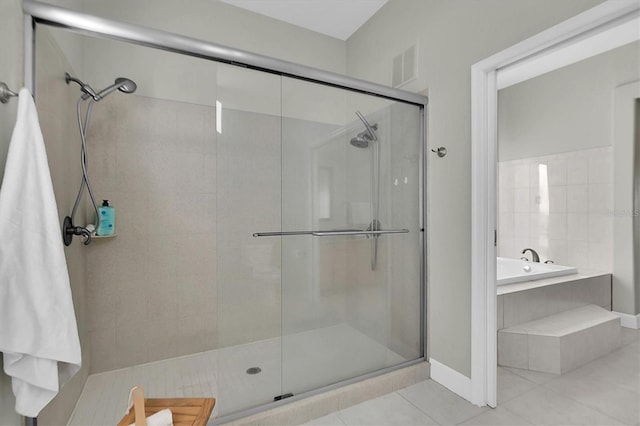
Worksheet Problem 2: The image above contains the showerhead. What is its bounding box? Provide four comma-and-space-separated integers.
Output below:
66, 73, 137, 101
350, 110, 378, 149
93, 77, 137, 100
350, 133, 372, 148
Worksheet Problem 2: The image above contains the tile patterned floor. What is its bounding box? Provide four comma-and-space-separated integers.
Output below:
68, 324, 405, 425
306, 328, 639, 426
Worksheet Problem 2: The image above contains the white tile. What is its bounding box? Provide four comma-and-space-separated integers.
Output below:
566, 185, 588, 213
514, 188, 530, 213
566, 241, 589, 271
461, 406, 533, 425
499, 162, 515, 190
573, 346, 640, 393
499, 331, 529, 369
587, 242, 613, 273
513, 213, 530, 239
588, 213, 613, 245
529, 188, 542, 214
548, 213, 567, 240
548, 158, 567, 186
337, 392, 438, 425
497, 296, 504, 330
398, 380, 487, 425
544, 368, 639, 424
567, 155, 588, 185
588, 149, 613, 184
497, 367, 537, 404
588, 183, 612, 213
529, 214, 546, 237
514, 164, 530, 188
621, 327, 640, 346
499, 188, 515, 213
501, 387, 623, 426
499, 212, 515, 238
549, 186, 567, 213
529, 163, 541, 189
567, 213, 588, 241
503, 367, 557, 385
528, 335, 561, 374
546, 239, 567, 265
305, 413, 346, 426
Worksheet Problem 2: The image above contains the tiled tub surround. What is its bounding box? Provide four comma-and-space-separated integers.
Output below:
497, 273, 612, 329
498, 304, 621, 374
498, 146, 613, 273
497, 274, 617, 374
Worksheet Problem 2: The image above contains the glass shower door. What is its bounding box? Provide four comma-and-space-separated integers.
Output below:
216, 68, 423, 417
215, 64, 283, 416
280, 78, 423, 397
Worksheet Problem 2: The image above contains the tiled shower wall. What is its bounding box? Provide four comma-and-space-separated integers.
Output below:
83, 92, 422, 373
35, 28, 91, 424
498, 146, 613, 273
85, 94, 219, 372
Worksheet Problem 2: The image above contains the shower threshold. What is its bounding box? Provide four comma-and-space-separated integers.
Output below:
68, 323, 407, 425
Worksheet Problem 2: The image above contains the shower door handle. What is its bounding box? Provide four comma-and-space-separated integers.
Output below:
252, 229, 409, 237
311, 229, 409, 236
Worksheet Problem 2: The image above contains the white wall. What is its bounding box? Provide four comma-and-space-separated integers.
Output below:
346, 0, 604, 378
0, 1, 22, 424
498, 42, 640, 161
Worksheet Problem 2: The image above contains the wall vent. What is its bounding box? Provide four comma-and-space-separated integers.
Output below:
392, 44, 417, 88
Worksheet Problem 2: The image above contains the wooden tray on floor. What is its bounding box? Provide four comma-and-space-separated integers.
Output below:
117, 397, 215, 426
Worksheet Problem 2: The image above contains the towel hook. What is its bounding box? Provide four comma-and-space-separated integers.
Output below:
0, 82, 18, 104
431, 146, 447, 158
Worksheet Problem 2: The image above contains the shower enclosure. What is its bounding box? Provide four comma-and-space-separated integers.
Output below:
26, 1, 426, 423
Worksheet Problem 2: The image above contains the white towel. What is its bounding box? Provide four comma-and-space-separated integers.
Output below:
0, 88, 81, 417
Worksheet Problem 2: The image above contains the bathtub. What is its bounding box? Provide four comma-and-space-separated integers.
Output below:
497, 257, 578, 286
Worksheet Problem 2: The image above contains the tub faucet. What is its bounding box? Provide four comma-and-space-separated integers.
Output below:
522, 248, 540, 263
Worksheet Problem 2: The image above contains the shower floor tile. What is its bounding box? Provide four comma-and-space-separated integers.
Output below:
68, 324, 405, 425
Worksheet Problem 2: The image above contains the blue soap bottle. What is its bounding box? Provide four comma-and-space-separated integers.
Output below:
96, 199, 115, 236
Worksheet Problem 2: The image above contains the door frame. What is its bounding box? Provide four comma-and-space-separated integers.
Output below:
470, 0, 640, 407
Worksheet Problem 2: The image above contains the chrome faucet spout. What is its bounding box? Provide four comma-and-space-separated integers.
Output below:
522, 248, 540, 263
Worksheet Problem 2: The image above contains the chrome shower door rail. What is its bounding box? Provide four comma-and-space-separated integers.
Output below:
252, 229, 410, 238
22, 0, 427, 106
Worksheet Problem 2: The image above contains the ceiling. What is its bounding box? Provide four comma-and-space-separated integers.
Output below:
220, 0, 388, 41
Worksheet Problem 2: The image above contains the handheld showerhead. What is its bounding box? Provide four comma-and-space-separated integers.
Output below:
66, 73, 137, 101
93, 77, 137, 100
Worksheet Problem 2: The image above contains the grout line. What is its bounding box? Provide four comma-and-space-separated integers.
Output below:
539, 384, 626, 424
395, 385, 444, 425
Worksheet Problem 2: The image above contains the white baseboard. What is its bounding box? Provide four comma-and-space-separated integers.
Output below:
429, 358, 472, 402
613, 311, 640, 329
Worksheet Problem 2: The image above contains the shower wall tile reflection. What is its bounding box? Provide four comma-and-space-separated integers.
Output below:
217, 109, 282, 348
35, 27, 91, 424
498, 146, 613, 272
85, 94, 217, 372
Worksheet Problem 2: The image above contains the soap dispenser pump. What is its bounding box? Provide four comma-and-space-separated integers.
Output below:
96, 199, 115, 236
